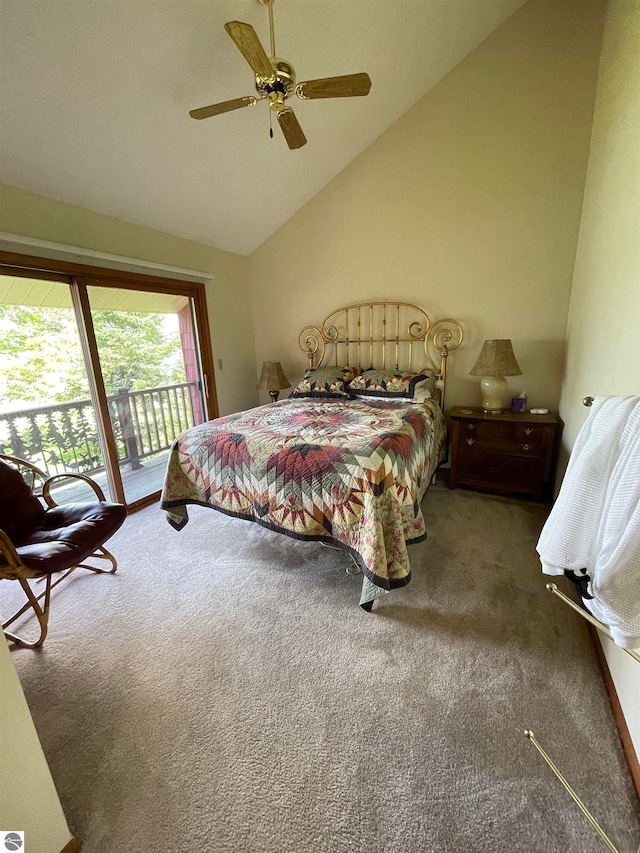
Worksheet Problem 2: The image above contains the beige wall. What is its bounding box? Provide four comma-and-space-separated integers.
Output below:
249, 0, 605, 413
558, 0, 640, 756
0, 183, 258, 416
0, 0, 635, 806
0, 635, 73, 851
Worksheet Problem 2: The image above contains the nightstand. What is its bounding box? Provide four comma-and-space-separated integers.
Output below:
449, 407, 557, 501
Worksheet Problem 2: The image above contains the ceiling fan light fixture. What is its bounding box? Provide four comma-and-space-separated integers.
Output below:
189, 0, 372, 150
255, 57, 296, 100
268, 91, 286, 112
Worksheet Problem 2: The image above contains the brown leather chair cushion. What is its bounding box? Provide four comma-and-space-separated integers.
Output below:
10, 502, 127, 575
0, 459, 45, 540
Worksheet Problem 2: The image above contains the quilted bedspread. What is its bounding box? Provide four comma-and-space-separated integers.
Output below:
161, 397, 446, 605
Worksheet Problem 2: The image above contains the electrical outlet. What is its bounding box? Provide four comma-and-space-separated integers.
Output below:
217, 359, 223, 370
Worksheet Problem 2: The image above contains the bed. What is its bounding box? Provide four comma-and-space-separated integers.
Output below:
161, 302, 463, 609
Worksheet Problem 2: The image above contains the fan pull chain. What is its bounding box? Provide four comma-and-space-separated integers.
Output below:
269, 110, 273, 139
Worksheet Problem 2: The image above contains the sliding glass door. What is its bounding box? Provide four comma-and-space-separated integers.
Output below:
0, 258, 216, 510
86, 284, 206, 504
0, 275, 114, 502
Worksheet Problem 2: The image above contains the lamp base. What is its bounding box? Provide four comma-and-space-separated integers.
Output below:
479, 375, 507, 413
268, 390, 280, 402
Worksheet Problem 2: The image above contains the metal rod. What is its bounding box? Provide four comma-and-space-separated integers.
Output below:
369, 305, 373, 367
546, 584, 640, 663
524, 730, 620, 853
345, 309, 349, 366
268, 0, 275, 57
395, 306, 400, 370
382, 303, 386, 369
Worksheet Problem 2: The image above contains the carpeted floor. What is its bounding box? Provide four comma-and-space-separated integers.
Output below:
6, 485, 640, 853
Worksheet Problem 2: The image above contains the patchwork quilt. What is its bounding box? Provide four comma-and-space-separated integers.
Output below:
161, 397, 446, 605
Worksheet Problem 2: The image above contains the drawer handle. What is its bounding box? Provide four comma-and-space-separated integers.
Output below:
467, 423, 476, 431
524, 427, 533, 436
466, 438, 475, 445
522, 443, 532, 451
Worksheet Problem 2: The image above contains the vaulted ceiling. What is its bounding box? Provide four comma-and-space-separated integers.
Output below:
0, 0, 523, 255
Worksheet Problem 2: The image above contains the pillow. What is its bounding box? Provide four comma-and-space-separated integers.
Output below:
413, 375, 437, 401
357, 382, 434, 404
349, 369, 433, 399
289, 366, 359, 399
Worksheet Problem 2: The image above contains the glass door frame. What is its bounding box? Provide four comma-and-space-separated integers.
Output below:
0, 251, 218, 511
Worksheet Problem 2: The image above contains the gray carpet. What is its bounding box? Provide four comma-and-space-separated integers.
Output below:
6, 486, 640, 853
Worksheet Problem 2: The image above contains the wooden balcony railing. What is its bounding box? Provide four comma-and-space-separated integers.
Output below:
0, 381, 202, 476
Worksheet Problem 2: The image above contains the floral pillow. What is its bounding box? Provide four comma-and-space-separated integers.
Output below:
289, 366, 359, 399
349, 369, 430, 399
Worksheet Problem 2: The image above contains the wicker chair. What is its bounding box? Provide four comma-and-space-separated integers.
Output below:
0, 454, 127, 648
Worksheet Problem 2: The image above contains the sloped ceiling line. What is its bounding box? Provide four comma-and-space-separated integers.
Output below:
0, 0, 524, 255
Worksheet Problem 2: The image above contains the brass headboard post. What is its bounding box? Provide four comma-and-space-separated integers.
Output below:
297, 326, 324, 369
298, 303, 463, 408
439, 345, 450, 413
430, 319, 464, 412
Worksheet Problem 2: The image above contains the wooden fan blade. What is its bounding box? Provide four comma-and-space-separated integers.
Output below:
277, 107, 307, 150
224, 21, 273, 79
189, 96, 257, 120
296, 72, 372, 100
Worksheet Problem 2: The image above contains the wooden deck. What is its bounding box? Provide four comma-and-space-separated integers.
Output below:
50, 453, 170, 506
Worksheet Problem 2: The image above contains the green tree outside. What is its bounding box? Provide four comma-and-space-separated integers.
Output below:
0, 305, 185, 407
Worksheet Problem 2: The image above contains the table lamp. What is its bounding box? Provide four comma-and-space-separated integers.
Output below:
469, 339, 522, 413
256, 360, 291, 402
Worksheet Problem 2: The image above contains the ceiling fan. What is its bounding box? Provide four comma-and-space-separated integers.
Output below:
189, 0, 372, 150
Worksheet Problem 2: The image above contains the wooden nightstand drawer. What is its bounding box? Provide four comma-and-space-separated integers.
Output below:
457, 446, 540, 489
462, 419, 544, 450
461, 431, 542, 455
449, 407, 557, 500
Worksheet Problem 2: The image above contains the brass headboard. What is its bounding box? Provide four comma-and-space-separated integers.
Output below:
298, 302, 463, 410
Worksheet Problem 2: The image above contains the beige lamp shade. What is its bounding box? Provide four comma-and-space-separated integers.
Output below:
469, 340, 522, 412
469, 340, 522, 377
256, 361, 291, 392
256, 361, 291, 391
